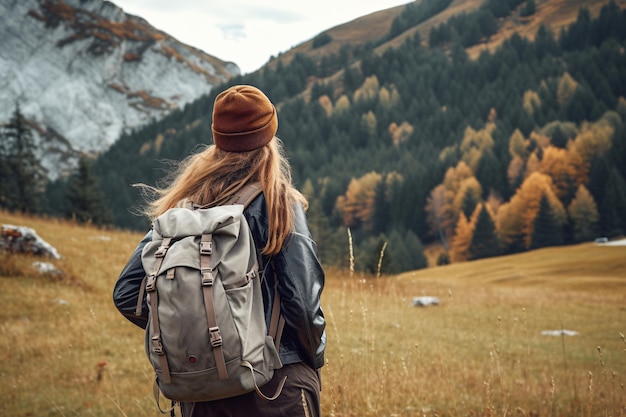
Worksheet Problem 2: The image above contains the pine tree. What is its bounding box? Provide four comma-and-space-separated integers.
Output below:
371, 176, 389, 235
469, 204, 500, 260
520, 0, 536, 17
599, 167, 626, 237
65, 157, 113, 226
568, 185, 599, 243
530, 194, 563, 249
0, 103, 45, 213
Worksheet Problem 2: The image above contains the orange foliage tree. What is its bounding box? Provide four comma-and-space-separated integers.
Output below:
335, 171, 382, 231
496, 172, 566, 251
425, 161, 475, 245
538, 146, 579, 202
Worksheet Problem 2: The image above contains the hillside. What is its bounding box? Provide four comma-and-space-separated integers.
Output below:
269, 0, 614, 73
1, 210, 624, 416
5, 0, 626, 278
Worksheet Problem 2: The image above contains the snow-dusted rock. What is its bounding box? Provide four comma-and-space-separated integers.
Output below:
1, 224, 61, 259
0, 0, 239, 179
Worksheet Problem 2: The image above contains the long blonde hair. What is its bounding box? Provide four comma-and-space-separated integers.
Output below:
140, 138, 307, 255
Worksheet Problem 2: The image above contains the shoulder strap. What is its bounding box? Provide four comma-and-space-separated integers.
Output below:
229, 183, 285, 347
224, 182, 262, 207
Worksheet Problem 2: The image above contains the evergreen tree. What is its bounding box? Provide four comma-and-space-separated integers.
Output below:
530, 194, 563, 249
567, 185, 599, 243
371, 176, 389, 235
520, 0, 536, 18
599, 167, 626, 237
65, 157, 113, 226
469, 204, 500, 260
0, 103, 45, 213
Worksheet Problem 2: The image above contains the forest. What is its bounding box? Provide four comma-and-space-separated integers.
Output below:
3, 0, 626, 274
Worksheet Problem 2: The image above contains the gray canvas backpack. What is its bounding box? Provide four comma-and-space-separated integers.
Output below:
139, 183, 284, 409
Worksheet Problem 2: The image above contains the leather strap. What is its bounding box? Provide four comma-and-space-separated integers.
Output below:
241, 361, 287, 401
147, 237, 172, 384
268, 277, 285, 350
225, 182, 262, 206
135, 275, 147, 316
199, 233, 228, 380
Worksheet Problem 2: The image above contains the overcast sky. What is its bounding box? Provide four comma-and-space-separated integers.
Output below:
113, 1, 411, 74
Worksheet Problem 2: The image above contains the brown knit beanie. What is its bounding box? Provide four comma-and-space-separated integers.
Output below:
211, 85, 278, 152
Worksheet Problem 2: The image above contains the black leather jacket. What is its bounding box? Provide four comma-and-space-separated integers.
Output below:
112, 194, 326, 370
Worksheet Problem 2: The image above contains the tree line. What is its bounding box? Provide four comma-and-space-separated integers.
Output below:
3, 1, 625, 274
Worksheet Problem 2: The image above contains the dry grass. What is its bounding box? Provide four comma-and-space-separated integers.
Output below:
1, 210, 624, 416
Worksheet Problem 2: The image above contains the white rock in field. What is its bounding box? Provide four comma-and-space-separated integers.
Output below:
1, 224, 61, 259
541, 329, 579, 336
32, 261, 61, 275
412, 296, 440, 307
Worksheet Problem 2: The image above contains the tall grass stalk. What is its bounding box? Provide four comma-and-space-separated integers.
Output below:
347, 227, 354, 278
376, 242, 387, 279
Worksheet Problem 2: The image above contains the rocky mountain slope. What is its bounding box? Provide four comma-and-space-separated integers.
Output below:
0, 0, 239, 179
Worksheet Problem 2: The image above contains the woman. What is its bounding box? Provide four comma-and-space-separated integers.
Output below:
113, 85, 326, 417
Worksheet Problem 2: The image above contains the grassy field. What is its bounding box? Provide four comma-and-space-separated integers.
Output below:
0, 210, 624, 416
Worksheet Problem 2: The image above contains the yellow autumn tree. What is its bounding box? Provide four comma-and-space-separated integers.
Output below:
529, 131, 551, 150
388, 121, 414, 146
524, 152, 541, 179
425, 161, 475, 243
460, 125, 495, 171
449, 203, 483, 263
570, 118, 614, 164
361, 111, 377, 138
496, 172, 566, 249
509, 129, 526, 159
539, 146, 578, 201
354, 75, 379, 104
318, 95, 333, 117
425, 183, 448, 245
507, 155, 525, 186
449, 213, 473, 263
335, 171, 382, 230
557, 72, 578, 106
452, 177, 483, 218
379, 85, 400, 109
335, 95, 351, 114
495, 200, 526, 252
523, 89, 541, 114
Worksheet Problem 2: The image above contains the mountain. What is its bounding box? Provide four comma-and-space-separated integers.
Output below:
0, 0, 238, 179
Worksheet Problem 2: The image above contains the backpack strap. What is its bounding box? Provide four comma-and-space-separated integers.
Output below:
224, 182, 262, 207
268, 278, 285, 350
199, 232, 229, 381
146, 237, 173, 385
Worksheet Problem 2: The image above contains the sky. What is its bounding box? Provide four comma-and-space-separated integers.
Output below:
113, 1, 411, 75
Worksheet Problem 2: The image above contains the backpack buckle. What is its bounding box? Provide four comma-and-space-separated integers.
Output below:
155, 245, 168, 258
146, 274, 156, 292
202, 271, 214, 286
155, 238, 172, 258
200, 241, 212, 255
152, 335, 164, 355
209, 327, 222, 348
